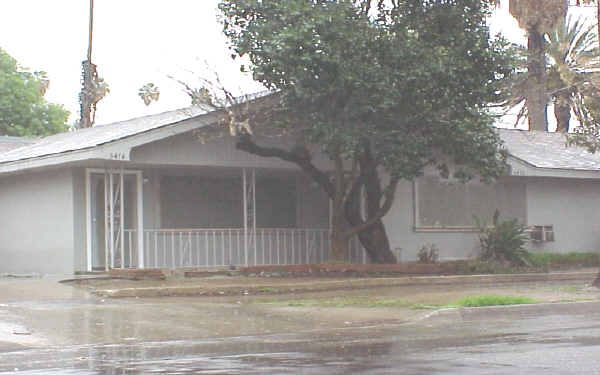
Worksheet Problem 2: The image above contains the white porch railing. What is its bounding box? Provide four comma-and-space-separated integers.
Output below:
122, 228, 366, 269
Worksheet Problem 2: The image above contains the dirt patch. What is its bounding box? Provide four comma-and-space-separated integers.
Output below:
65, 270, 599, 299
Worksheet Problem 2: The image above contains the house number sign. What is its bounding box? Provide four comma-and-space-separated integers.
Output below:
108, 152, 127, 160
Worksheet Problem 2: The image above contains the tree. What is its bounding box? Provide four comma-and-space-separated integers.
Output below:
499, 0, 568, 131
0, 48, 69, 137
215, 0, 512, 263
572, 1, 600, 51
546, 15, 599, 132
501, 15, 600, 132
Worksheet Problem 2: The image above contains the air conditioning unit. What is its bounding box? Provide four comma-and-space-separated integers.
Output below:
528, 225, 554, 242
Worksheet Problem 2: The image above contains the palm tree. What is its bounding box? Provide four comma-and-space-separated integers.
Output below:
498, 0, 569, 130
572, 1, 600, 49
547, 15, 600, 132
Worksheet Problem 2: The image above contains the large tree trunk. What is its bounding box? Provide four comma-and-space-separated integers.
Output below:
343, 142, 397, 264
554, 93, 571, 132
330, 224, 349, 262
526, 27, 548, 131
593, 269, 600, 288
353, 217, 396, 263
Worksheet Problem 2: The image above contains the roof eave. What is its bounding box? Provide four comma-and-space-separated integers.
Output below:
0, 112, 219, 175
507, 155, 600, 179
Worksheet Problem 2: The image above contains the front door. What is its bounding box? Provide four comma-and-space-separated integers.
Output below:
88, 169, 143, 271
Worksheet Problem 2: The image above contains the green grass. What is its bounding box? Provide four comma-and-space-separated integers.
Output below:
552, 285, 583, 294
452, 295, 538, 307
527, 252, 600, 268
412, 294, 538, 310
262, 296, 412, 308
264, 295, 539, 309
260, 287, 280, 293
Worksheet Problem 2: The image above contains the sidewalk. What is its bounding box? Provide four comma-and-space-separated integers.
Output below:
69, 268, 600, 298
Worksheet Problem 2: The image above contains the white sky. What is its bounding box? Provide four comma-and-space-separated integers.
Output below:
0, 0, 596, 126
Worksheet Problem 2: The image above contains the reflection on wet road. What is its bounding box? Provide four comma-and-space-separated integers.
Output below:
2, 302, 600, 374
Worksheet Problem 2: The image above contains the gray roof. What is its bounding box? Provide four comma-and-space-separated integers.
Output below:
0, 107, 208, 164
0, 91, 275, 166
498, 129, 600, 171
1, 103, 600, 173
0, 136, 37, 154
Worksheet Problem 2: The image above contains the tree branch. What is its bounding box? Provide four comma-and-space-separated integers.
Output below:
236, 133, 335, 198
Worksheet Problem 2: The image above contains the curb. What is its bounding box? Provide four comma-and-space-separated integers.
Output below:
92, 270, 598, 298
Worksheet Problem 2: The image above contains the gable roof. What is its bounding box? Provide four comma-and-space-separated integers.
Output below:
0, 107, 208, 165
0, 136, 36, 154
498, 129, 600, 171
2, 101, 600, 178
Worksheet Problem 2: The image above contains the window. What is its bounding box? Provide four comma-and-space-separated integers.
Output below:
160, 174, 298, 229
414, 175, 526, 231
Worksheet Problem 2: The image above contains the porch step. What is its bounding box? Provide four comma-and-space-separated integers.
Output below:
109, 269, 166, 280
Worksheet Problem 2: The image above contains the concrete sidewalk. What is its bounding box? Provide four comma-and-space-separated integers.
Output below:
71, 269, 600, 298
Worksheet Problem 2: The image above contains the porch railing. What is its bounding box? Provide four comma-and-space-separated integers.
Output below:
123, 228, 366, 269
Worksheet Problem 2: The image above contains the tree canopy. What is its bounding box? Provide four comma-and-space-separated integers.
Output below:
218, 0, 514, 262
0, 48, 69, 137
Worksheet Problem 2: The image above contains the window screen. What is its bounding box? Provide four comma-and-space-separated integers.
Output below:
415, 176, 525, 229
160, 174, 298, 229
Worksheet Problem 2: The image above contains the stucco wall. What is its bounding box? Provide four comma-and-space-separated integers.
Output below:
0, 168, 75, 274
526, 178, 600, 253
72, 168, 87, 272
130, 132, 333, 171
383, 178, 527, 261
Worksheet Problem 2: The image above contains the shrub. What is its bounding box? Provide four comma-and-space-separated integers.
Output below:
475, 210, 530, 266
417, 244, 439, 264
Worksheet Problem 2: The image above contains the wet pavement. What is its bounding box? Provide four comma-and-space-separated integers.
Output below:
0, 275, 599, 374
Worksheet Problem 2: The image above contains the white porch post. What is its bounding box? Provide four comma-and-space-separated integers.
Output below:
119, 169, 125, 268
104, 172, 109, 271
242, 168, 257, 267
136, 171, 145, 269
85, 169, 92, 272
109, 171, 115, 268
243, 168, 248, 266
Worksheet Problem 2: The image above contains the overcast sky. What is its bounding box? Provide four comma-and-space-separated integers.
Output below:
0, 1, 595, 127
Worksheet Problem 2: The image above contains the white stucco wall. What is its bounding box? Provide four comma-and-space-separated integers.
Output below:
526, 178, 600, 253
0, 168, 75, 274
383, 178, 528, 261
130, 132, 333, 171
383, 181, 478, 261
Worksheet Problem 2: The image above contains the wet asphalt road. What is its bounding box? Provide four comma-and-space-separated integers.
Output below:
1, 301, 600, 374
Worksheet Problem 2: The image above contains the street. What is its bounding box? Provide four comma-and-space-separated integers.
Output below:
0, 276, 599, 374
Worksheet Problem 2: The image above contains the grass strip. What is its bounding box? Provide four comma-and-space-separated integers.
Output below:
412, 294, 538, 310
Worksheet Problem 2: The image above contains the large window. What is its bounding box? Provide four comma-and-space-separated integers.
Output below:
160, 174, 298, 229
414, 176, 525, 231
161, 176, 243, 228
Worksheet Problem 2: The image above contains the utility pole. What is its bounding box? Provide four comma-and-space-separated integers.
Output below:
78, 0, 108, 128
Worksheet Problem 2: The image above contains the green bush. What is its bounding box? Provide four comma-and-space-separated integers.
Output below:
475, 210, 530, 266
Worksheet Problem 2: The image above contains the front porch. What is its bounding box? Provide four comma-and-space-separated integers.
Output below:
85, 167, 366, 271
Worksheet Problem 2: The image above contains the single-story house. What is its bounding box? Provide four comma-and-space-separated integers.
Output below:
1, 103, 600, 274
